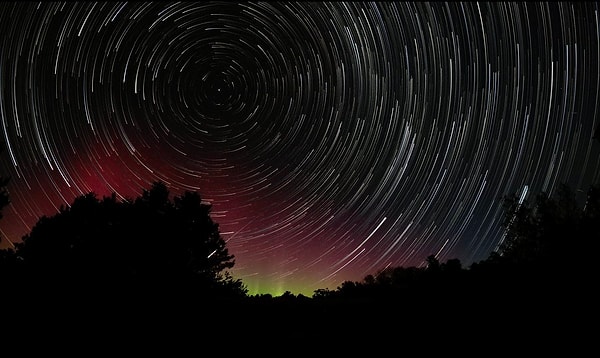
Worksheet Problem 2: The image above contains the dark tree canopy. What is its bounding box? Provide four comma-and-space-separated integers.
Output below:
497, 183, 599, 272
310, 183, 599, 306
13, 181, 247, 298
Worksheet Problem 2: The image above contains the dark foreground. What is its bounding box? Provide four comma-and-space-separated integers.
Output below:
2, 281, 593, 355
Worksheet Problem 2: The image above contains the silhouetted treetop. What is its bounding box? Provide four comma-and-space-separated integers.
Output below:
311, 183, 599, 304
498, 183, 599, 272
14, 181, 246, 298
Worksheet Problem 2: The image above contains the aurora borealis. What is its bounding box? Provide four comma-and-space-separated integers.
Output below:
0, 2, 599, 296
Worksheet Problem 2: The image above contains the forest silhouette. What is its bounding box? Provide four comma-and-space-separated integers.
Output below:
0, 151, 596, 344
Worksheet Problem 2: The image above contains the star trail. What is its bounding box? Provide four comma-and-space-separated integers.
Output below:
0, 2, 599, 296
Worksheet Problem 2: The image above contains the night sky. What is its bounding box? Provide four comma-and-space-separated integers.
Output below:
0, 2, 599, 296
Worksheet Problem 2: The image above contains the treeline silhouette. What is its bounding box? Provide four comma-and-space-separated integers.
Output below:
307, 183, 598, 302
0, 160, 596, 342
1, 178, 597, 301
1, 181, 247, 301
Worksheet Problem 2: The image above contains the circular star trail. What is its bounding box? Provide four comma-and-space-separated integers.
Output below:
1, 2, 599, 296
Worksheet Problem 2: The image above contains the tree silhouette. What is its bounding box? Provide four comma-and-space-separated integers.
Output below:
497, 183, 599, 273
14, 181, 247, 298
0, 147, 19, 290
